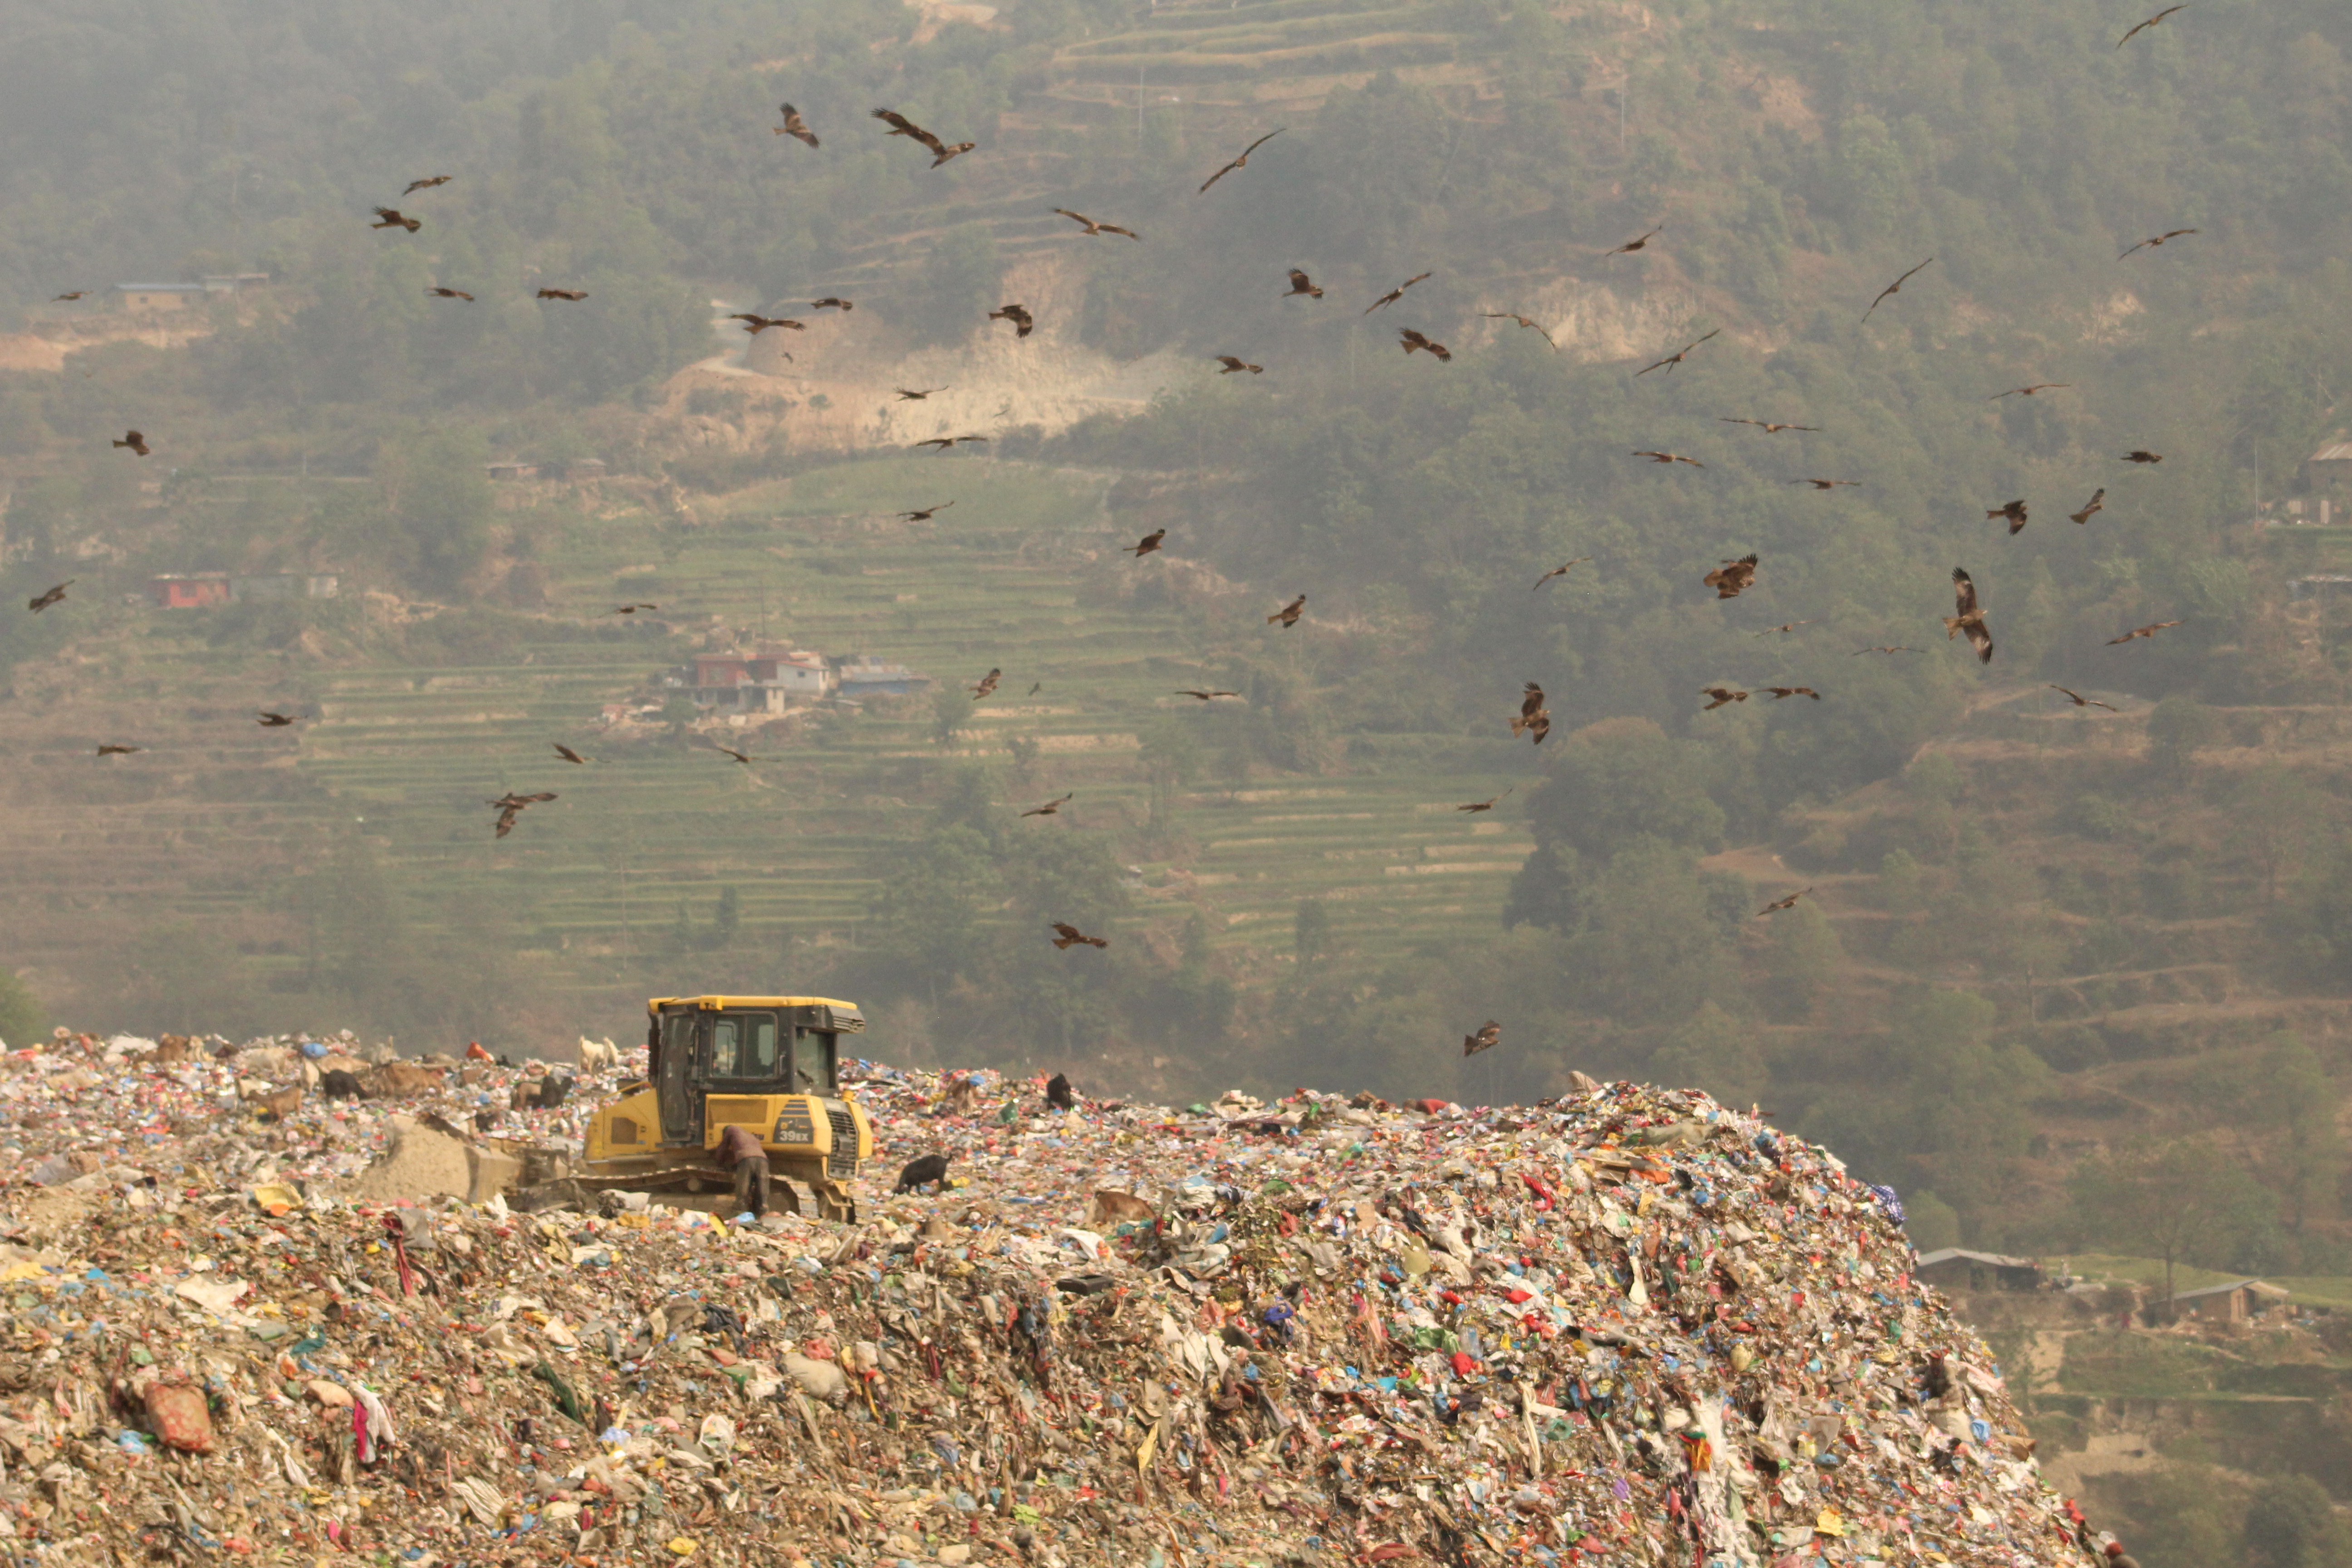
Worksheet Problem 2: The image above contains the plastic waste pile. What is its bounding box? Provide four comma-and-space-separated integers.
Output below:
0, 1030, 2103, 1567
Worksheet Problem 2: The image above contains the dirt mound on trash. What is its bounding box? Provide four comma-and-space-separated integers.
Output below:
0, 1033, 2102, 1564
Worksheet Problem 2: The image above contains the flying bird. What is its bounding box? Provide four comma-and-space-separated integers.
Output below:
1364, 273, 1431, 314
895, 387, 946, 400
990, 303, 1034, 337
2122, 450, 2164, 464
1633, 451, 1704, 467
811, 297, 853, 311
113, 430, 150, 456
2107, 620, 2182, 644
1987, 500, 2029, 535
1053, 208, 1140, 240
1700, 686, 1749, 710
1636, 328, 1720, 376
553, 744, 589, 764
608, 603, 658, 615
1720, 418, 1819, 434
1462, 1021, 1501, 1057
1050, 922, 1109, 950
2048, 685, 2118, 710
427, 286, 474, 301
914, 434, 989, 451
2070, 489, 2107, 525
1861, 257, 1935, 323
488, 792, 555, 841
707, 743, 756, 765
2116, 5, 2186, 48
1992, 383, 2069, 399
1214, 356, 1263, 375
1945, 568, 1994, 664
1532, 559, 1592, 589
727, 313, 805, 334
1607, 227, 1662, 256
1198, 129, 1284, 193
51, 291, 88, 302
1483, 312, 1555, 345
970, 668, 1002, 699
1282, 270, 1324, 299
1853, 645, 1922, 655
1022, 794, 1075, 818
1789, 478, 1860, 491
95, 744, 141, 756
1510, 693, 1551, 744
1756, 887, 1813, 916
870, 108, 973, 166
27, 581, 71, 612
2119, 228, 2197, 259
1755, 621, 1814, 636
774, 103, 819, 147
1763, 686, 1822, 701
1123, 529, 1165, 557
1703, 554, 1759, 599
1175, 689, 1241, 701
1509, 682, 1545, 737
257, 711, 296, 726
370, 207, 420, 232
1398, 328, 1451, 361
1027, 683, 1043, 696
537, 289, 588, 301
897, 501, 954, 522
1268, 595, 1307, 628
402, 176, 452, 195
1455, 789, 1513, 813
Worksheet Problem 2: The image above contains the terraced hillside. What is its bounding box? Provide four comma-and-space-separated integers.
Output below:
0, 456, 1542, 1038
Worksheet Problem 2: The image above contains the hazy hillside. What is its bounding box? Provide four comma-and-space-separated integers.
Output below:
4, 1, 2352, 1452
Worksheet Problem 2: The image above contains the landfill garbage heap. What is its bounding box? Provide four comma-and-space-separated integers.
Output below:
0, 1034, 2097, 1568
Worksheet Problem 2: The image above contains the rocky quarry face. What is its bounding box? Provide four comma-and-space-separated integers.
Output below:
0, 1029, 2095, 1566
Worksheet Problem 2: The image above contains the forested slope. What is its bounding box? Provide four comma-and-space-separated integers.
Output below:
0, 0, 2350, 1302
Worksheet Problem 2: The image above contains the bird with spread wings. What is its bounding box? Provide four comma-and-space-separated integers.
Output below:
870, 108, 973, 166
1198, 129, 1284, 193
1946, 568, 1994, 663
2120, 228, 2197, 258
1365, 273, 1431, 314
1862, 258, 1934, 322
774, 103, 818, 147
1636, 328, 1720, 377
1483, 312, 1555, 345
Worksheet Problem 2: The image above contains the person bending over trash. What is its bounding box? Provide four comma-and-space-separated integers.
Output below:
717, 1121, 769, 1218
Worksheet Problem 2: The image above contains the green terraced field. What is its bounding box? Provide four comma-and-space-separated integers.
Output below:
4, 456, 1543, 1014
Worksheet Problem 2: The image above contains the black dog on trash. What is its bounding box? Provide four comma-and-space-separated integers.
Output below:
894, 1152, 951, 1193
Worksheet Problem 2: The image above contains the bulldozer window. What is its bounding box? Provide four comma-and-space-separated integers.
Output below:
711, 1013, 780, 1083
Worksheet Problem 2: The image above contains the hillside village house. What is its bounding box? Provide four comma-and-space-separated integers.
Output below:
111, 275, 269, 312
147, 572, 338, 608
674, 648, 835, 712
1914, 1248, 2045, 1292
2169, 1277, 2292, 1326
667, 648, 932, 712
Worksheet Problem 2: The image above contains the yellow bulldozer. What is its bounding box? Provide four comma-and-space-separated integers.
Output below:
578, 995, 875, 1220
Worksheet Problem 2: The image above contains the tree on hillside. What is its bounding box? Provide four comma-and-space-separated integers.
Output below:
0, 972, 45, 1049
1651, 1000, 1764, 1108
2069, 1138, 2281, 1312
2229, 764, 2329, 903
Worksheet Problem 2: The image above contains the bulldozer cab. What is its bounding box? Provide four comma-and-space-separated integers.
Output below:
648, 996, 854, 1144
574, 995, 872, 1221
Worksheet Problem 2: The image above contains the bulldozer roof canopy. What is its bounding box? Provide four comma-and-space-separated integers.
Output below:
648, 996, 860, 1013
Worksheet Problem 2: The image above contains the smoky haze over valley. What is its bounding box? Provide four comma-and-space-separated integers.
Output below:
4, 5, 2352, 1545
